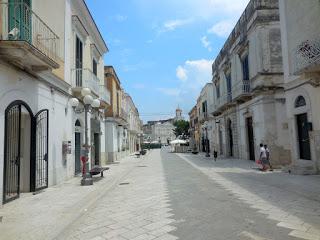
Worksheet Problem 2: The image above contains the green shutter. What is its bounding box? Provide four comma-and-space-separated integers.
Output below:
8, 0, 31, 42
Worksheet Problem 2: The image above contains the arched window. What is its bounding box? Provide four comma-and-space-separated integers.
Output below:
295, 96, 306, 108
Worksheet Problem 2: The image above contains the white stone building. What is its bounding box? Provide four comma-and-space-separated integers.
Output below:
125, 93, 142, 153
197, 83, 215, 153
151, 121, 176, 144
279, 0, 320, 174
0, 0, 110, 205
104, 66, 127, 162
210, 0, 291, 167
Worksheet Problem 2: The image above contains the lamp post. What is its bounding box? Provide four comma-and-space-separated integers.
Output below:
70, 88, 101, 186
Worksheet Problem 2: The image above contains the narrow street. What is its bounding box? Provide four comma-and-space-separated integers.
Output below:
57, 149, 319, 240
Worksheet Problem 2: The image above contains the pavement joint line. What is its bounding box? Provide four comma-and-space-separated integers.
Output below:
53, 158, 145, 240
59, 150, 178, 240
176, 153, 320, 240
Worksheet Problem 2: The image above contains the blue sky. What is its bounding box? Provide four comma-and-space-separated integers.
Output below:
85, 0, 249, 122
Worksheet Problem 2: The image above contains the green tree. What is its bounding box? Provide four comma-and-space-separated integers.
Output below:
173, 120, 190, 139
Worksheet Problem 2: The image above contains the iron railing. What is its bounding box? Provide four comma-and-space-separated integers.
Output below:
213, 81, 251, 112
232, 80, 251, 99
72, 68, 100, 96
99, 85, 110, 104
294, 39, 320, 74
0, 2, 60, 62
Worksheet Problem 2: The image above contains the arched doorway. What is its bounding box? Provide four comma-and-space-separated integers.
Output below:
295, 96, 311, 160
3, 101, 49, 204
227, 119, 233, 157
75, 120, 82, 175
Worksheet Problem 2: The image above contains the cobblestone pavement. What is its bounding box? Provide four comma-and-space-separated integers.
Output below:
175, 152, 320, 240
1, 149, 320, 240
0, 155, 145, 240
59, 149, 177, 240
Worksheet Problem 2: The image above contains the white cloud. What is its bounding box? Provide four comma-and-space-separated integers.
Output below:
176, 66, 188, 81
177, 59, 213, 92
201, 36, 212, 52
159, 18, 193, 33
157, 88, 181, 97
207, 19, 236, 38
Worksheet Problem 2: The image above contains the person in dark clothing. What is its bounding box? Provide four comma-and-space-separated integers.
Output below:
264, 144, 273, 171
213, 150, 218, 161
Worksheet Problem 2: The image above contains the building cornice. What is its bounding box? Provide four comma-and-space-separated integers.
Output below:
212, 0, 279, 74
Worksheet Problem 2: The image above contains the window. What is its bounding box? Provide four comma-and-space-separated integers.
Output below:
226, 73, 232, 93
75, 36, 83, 86
215, 83, 220, 99
242, 55, 249, 81
295, 96, 306, 108
75, 36, 83, 69
92, 59, 97, 76
202, 101, 207, 113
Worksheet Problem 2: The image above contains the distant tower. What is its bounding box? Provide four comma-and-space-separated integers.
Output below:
175, 106, 183, 121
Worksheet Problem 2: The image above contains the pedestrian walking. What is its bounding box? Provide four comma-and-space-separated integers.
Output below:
264, 144, 273, 171
259, 143, 268, 171
213, 150, 218, 161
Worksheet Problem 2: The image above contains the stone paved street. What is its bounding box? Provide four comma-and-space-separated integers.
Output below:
1, 149, 320, 240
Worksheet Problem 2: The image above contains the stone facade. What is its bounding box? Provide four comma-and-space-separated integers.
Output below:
0, 0, 110, 205
125, 93, 142, 153
105, 66, 128, 162
143, 108, 183, 144
210, 0, 290, 166
279, 0, 320, 174
151, 122, 176, 144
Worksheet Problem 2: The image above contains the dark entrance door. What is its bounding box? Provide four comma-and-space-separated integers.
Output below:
75, 132, 81, 174
94, 133, 100, 165
228, 119, 233, 157
75, 120, 81, 175
297, 113, 311, 160
246, 117, 255, 161
3, 104, 23, 203
219, 127, 223, 155
33, 110, 49, 192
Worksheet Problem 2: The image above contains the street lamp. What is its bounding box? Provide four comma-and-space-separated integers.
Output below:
70, 88, 101, 186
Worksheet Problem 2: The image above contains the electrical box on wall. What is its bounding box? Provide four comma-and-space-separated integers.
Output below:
62, 141, 72, 155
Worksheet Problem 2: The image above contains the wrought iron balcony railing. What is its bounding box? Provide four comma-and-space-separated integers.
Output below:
294, 39, 320, 74
0, 2, 60, 63
213, 81, 251, 114
232, 80, 251, 100
71, 68, 100, 96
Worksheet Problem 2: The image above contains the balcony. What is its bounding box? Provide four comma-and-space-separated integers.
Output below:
294, 39, 320, 75
232, 80, 252, 103
213, 92, 235, 116
0, 2, 60, 71
99, 84, 110, 106
120, 107, 128, 121
71, 68, 100, 97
